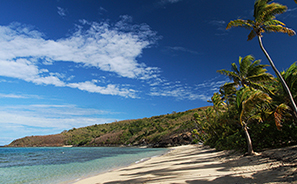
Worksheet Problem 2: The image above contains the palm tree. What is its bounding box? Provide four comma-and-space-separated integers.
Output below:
273, 62, 297, 129
236, 87, 272, 155
217, 55, 275, 93
226, 0, 297, 117
219, 84, 237, 110
208, 92, 226, 114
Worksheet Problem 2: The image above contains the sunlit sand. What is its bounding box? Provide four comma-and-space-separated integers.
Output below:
74, 145, 297, 184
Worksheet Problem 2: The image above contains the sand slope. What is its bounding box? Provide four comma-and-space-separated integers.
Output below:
74, 145, 297, 184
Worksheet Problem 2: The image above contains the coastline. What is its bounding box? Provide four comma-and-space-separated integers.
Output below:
73, 144, 297, 184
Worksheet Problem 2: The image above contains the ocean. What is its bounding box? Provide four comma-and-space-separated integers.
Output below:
0, 147, 168, 184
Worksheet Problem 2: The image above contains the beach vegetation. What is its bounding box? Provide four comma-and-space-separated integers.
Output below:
7, 107, 209, 147
198, 61, 297, 154
226, 0, 297, 117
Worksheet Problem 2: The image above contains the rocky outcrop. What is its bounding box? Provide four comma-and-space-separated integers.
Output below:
152, 132, 193, 147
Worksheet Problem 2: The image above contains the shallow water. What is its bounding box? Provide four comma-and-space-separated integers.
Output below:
0, 147, 168, 184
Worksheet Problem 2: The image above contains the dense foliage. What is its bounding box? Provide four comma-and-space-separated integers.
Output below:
193, 59, 297, 153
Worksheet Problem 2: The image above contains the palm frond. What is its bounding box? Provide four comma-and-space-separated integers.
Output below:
248, 113, 263, 123
247, 66, 268, 77
265, 25, 296, 36
249, 81, 274, 95
226, 19, 253, 30
237, 87, 272, 125
231, 62, 240, 75
281, 62, 297, 94
264, 3, 287, 16
217, 69, 240, 83
254, 0, 270, 19
274, 103, 290, 130
247, 30, 257, 40
248, 73, 275, 82
258, 3, 287, 23
263, 19, 285, 26
240, 56, 253, 77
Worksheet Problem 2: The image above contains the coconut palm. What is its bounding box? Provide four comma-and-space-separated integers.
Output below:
219, 84, 237, 110
226, 0, 297, 117
208, 92, 226, 114
281, 62, 297, 100
273, 62, 297, 129
217, 55, 275, 93
236, 87, 272, 155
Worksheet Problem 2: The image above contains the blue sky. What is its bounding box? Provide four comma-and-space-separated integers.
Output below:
0, 0, 296, 145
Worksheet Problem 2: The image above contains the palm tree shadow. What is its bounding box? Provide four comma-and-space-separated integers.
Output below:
102, 146, 297, 184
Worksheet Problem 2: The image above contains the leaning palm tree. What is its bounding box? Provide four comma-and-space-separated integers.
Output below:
226, 0, 297, 117
236, 87, 272, 155
217, 55, 275, 93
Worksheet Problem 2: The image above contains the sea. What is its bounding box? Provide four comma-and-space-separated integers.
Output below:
0, 146, 168, 184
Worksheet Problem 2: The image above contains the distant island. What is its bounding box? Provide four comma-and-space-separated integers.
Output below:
6, 107, 210, 148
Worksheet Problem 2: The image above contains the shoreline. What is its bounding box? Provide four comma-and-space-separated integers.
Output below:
69, 147, 173, 184
73, 144, 297, 184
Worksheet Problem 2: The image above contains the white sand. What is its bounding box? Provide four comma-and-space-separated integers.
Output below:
74, 145, 297, 184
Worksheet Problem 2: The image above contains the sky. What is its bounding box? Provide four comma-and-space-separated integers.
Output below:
0, 0, 296, 146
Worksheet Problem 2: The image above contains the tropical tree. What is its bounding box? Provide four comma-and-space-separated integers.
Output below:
208, 92, 226, 114
273, 62, 297, 128
219, 84, 237, 110
236, 87, 272, 155
217, 55, 275, 93
226, 0, 297, 117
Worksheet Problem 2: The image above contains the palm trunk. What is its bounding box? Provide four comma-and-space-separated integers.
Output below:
258, 36, 297, 118
242, 121, 254, 155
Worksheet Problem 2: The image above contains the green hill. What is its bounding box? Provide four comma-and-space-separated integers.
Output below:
7, 106, 210, 147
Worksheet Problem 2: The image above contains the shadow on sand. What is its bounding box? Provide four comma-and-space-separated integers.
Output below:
103, 145, 297, 184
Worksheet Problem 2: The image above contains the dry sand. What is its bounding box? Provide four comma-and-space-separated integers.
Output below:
74, 144, 297, 184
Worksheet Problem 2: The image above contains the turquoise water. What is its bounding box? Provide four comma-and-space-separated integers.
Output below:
0, 147, 168, 184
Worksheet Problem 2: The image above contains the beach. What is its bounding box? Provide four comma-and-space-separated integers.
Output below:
74, 144, 297, 184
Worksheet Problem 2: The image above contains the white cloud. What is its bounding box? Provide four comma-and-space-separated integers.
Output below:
0, 93, 41, 99
195, 77, 230, 91
149, 76, 229, 101
67, 81, 137, 98
150, 86, 211, 101
57, 7, 66, 17
166, 46, 200, 55
0, 17, 160, 97
209, 20, 228, 34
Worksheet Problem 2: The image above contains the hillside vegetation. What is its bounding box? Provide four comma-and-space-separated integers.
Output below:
7, 107, 210, 147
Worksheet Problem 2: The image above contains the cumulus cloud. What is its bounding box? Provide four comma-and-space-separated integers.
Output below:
0, 17, 160, 98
